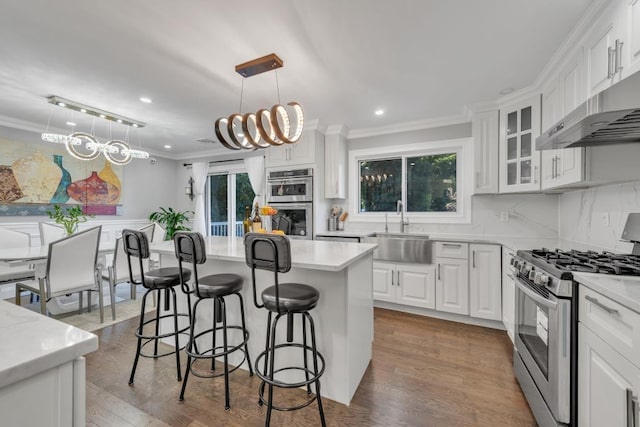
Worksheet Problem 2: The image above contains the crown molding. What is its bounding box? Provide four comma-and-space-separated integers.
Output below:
347, 110, 472, 140
532, 0, 610, 90
325, 124, 350, 138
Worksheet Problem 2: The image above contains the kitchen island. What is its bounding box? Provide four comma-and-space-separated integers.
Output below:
0, 299, 98, 427
152, 236, 377, 405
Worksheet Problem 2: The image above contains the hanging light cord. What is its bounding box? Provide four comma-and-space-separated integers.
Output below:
275, 70, 281, 105
239, 78, 245, 114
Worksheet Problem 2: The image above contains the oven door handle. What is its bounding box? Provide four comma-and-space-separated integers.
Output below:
515, 278, 558, 309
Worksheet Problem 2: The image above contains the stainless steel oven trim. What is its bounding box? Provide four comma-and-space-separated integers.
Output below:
514, 275, 571, 424
268, 202, 313, 240
267, 176, 313, 203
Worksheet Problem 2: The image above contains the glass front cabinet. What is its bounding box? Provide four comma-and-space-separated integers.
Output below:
499, 94, 541, 193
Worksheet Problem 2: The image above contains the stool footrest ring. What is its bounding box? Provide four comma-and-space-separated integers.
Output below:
254, 343, 325, 388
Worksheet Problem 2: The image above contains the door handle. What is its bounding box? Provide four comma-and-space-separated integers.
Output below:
616, 39, 624, 74
608, 46, 616, 78
585, 295, 619, 316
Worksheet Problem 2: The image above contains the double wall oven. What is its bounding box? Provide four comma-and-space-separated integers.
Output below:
267, 168, 313, 239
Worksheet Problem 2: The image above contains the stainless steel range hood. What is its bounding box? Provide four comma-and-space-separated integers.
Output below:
536, 71, 640, 150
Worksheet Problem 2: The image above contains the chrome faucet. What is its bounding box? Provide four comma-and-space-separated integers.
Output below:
397, 200, 409, 233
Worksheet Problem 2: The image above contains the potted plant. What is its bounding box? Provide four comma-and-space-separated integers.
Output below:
46, 204, 91, 235
148, 207, 193, 240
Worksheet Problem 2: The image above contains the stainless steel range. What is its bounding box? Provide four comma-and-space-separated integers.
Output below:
513, 245, 640, 427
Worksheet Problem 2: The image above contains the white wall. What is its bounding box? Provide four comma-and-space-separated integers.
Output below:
0, 125, 179, 222
559, 180, 640, 252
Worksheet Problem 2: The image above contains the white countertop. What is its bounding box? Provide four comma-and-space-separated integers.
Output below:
0, 300, 98, 389
152, 236, 377, 272
574, 272, 640, 313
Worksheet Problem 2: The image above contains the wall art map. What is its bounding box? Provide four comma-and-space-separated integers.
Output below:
0, 137, 123, 216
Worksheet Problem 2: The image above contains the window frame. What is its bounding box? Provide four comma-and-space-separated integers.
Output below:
349, 138, 472, 224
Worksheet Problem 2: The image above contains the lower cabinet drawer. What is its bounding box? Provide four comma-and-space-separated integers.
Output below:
579, 286, 640, 366
434, 241, 468, 259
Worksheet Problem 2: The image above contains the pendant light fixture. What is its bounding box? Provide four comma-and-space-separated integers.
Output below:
41, 96, 149, 165
214, 53, 304, 151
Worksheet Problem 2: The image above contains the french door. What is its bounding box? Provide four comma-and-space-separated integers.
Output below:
208, 167, 255, 237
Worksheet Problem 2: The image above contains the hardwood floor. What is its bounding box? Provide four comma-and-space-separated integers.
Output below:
85, 308, 536, 426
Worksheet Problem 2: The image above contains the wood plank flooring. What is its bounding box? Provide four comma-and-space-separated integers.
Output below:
85, 308, 536, 426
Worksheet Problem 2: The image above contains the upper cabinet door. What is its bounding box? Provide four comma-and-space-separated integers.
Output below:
626, 0, 640, 76
585, 5, 625, 97
324, 131, 347, 199
499, 94, 541, 193
472, 110, 499, 194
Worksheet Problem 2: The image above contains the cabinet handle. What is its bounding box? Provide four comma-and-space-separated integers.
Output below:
585, 295, 619, 316
551, 157, 556, 179
437, 264, 441, 280
442, 243, 462, 248
391, 270, 395, 287
626, 389, 638, 427
616, 39, 624, 73
396, 270, 400, 287
608, 46, 616, 78
556, 156, 560, 178
534, 166, 538, 184
472, 250, 476, 268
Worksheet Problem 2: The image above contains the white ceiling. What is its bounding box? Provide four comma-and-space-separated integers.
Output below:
0, 0, 593, 158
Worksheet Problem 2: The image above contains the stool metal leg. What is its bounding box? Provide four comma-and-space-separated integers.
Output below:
221, 297, 230, 410
129, 289, 151, 385
180, 297, 202, 401
302, 314, 312, 394
154, 289, 161, 356
171, 287, 182, 381
237, 293, 254, 376
258, 311, 273, 406
306, 312, 326, 427
265, 313, 283, 427
211, 298, 217, 371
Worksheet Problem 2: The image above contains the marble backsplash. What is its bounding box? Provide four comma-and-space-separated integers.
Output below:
344, 193, 559, 238
559, 180, 640, 252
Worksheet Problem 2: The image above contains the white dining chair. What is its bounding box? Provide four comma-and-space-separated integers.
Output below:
0, 228, 35, 284
16, 226, 106, 322
38, 222, 67, 245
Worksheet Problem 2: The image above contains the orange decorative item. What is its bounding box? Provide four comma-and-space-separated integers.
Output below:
67, 171, 120, 204
97, 160, 121, 204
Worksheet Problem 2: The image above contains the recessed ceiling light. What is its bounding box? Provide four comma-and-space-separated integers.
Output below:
57, 102, 66, 107
99, 114, 106, 118
139, 97, 152, 104
117, 119, 123, 123
499, 87, 515, 95
132, 123, 139, 128
375, 109, 384, 116
79, 108, 87, 113
66, 121, 76, 126
164, 145, 171, 149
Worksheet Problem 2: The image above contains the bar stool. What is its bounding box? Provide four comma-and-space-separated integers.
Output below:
244, 233, 326, 427
174, 231, 253, 410
122, 229, 191, 385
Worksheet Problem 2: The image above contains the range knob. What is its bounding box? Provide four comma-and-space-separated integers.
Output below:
528, 268, 536, 281
539, 274, 549, 286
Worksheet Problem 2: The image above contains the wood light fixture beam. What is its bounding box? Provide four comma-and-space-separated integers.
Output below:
235, 53, 283, 77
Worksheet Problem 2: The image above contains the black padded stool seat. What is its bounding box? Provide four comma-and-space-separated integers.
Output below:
197, 273, 243, 297
262, 283, 319, 312
145, 267, 191, 289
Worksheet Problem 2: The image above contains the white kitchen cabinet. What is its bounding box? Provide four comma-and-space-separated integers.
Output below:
578, 324, 640, 427
541, 50, 586, 190
626, 0, 640, 76
502, 249, 516, 343
265, 131, 316, 167
472, 109, 499, 194
469, 244, 501, 321
324, 128, 347, 199
435, 257, 469, 315
499, 94, 541, 193
585, 3, 626, 97
372, 261, 436, 309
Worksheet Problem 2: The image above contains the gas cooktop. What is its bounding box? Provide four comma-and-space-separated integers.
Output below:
520, 248, 640, 277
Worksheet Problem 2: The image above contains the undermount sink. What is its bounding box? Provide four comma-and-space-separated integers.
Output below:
366, 233, 432, 263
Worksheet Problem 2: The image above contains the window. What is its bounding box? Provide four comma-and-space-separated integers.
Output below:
208, 169, 255, 236
351, 138, 471, 223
